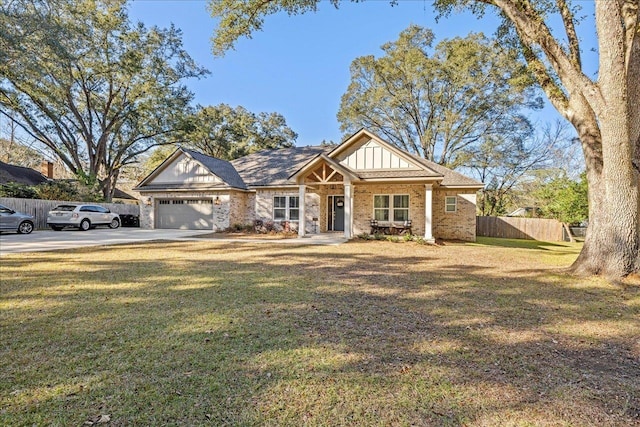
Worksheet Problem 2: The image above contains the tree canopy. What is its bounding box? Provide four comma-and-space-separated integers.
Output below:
337, 26, 541, 167
181, 104, 297, 160
0, 0, 209, 201
534, 173, 588, 226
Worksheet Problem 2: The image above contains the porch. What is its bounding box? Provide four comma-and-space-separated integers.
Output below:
293, 158, 436, 242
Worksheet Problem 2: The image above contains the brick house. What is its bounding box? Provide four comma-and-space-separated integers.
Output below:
134, 129, 483, 241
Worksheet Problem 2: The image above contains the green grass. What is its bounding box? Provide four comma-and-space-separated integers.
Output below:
1, 238, 638, 426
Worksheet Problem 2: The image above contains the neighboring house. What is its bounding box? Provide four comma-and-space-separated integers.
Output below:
0, 160, 136, 202
134, 129, 484, 241
0, 160, 50, 185
507, 207, 543, 218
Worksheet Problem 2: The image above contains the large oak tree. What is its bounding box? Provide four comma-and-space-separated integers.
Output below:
0, 0, 208, 200
209, 0, 639, 279
181, 104, 297, 160
337, 26, 541, 167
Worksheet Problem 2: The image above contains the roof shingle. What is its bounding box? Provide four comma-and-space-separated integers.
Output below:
231, 146, 330, 187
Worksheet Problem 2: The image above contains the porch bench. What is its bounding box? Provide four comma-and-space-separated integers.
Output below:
370, 220, 412, 235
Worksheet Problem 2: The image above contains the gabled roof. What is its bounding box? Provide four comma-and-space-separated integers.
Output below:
288, 153, 361, 183
290, 128, 483, 187
326, 128, 482, 187
135, 129, 482, 191
135, 147, 247, 191
0, 160, 49, 185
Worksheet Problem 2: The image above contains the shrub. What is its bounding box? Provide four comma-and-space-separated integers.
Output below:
34, 180, 79, 201
0, 182, 37, 198
230, 223, 245, 232
414, 236, 431, 245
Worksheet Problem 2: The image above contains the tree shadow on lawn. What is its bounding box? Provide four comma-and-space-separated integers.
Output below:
1, 240, 638, 426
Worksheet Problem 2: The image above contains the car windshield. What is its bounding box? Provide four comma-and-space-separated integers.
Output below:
52, 205, 77, 211
0, 204, 13, 213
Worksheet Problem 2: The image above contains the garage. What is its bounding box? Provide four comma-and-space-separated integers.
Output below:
156, 199, 214, 230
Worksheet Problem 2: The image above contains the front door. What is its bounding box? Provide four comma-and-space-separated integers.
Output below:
328, 195, 345, 231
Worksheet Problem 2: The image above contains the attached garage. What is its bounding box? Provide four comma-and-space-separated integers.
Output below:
156, 199, 214, 230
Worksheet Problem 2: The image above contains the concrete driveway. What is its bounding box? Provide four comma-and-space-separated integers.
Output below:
0, 228, 215, 256
0, 228, 347, 256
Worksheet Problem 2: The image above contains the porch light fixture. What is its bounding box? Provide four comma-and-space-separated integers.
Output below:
214, 196, 221, 205
144, 197, 152, 206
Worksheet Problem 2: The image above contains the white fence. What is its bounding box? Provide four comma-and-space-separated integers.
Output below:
0, 197, 139, 230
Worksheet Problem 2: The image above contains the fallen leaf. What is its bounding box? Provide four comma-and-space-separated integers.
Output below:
96, 414, 110, 424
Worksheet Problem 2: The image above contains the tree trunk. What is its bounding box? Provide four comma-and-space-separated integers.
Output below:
571, 135, 640, 278
567, 97, 639, 279
566, 3, 640, 279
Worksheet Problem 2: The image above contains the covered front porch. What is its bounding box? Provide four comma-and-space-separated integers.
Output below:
292, 156, 437, 242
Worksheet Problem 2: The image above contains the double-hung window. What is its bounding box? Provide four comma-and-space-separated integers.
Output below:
445, 196, 457, 213
273, 196, 300, 221
373, 194, 409, 222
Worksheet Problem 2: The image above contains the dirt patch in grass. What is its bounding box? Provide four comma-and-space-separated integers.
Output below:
1, 237, 638, 426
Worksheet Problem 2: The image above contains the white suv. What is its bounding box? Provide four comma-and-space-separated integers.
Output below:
47, 204, 120, 231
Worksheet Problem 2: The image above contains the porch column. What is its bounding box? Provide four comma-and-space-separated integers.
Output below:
298, 184, 306, 237
344, 181, 352, 239
424, 184, 435, 243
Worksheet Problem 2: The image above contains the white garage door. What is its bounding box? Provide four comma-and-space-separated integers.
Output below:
156, 199, 214, 230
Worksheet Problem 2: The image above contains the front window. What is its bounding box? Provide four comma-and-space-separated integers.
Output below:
393, 195, 409, 221
273, 196, 300, 221
374, 194, 409, 222
374, 195, 390, 221
445, 196, 457, 213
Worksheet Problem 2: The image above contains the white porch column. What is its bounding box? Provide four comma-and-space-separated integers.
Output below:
344, 181, 352, 239
298, 184, 306, 237
424, 184, 435, 243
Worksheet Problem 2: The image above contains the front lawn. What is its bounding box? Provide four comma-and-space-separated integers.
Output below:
1, 238, 638, 426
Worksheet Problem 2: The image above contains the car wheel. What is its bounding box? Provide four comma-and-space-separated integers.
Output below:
50, 225, 63, 231
109, 218, 120, 229
18, 221, 34, 234
79, 219, 91, 231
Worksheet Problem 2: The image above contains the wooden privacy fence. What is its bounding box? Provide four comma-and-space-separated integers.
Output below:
0, 197, 139, 230
476, 216, 565, 242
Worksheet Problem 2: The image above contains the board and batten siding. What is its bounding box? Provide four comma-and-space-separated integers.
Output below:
338, 139, 415, 170
152, 153, 221, 185
0, 197, 139, 230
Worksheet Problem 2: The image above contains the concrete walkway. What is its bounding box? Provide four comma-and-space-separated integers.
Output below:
0, 229, 347, 256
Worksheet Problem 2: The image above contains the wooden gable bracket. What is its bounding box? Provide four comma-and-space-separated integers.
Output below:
305, 162, 343, 184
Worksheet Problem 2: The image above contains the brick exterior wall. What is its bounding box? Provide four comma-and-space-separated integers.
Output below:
139, 185, 478, 241
352, 183, 426, 236
254, 188, 320, 233
432, 190, 477, 241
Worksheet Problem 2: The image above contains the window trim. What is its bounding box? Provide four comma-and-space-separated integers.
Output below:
373, 194, 410, 222
445, 196, 457, 213
273, 195, 300, 221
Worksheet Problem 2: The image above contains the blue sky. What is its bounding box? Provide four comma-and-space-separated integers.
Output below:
128, 0, 597, 146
